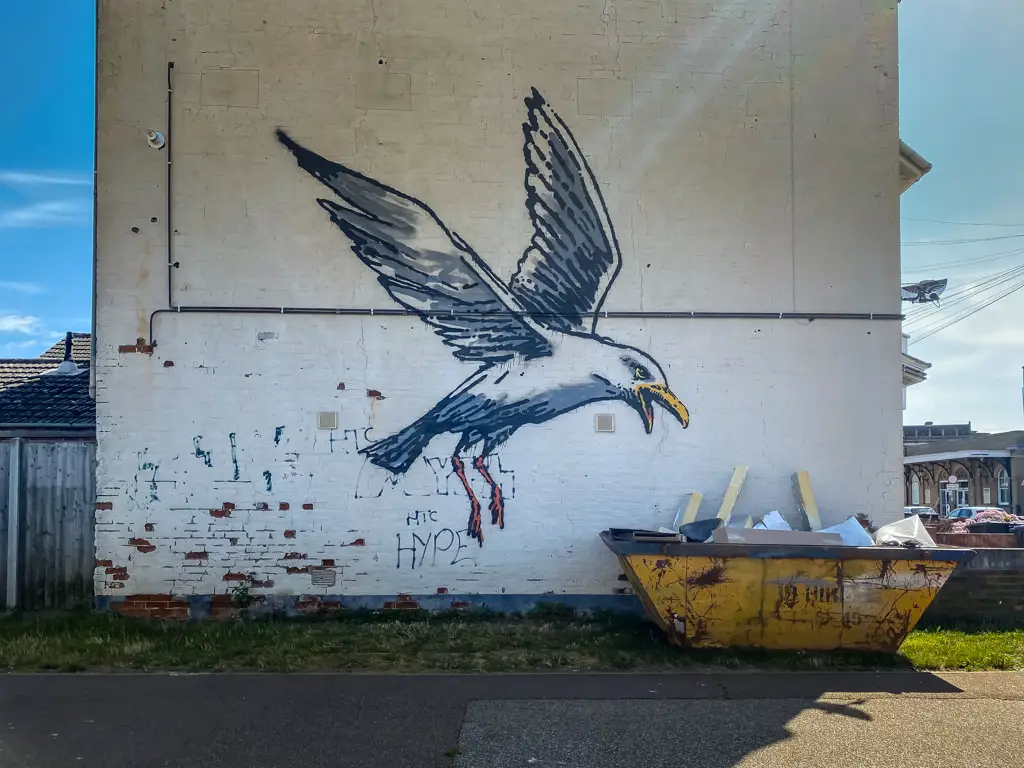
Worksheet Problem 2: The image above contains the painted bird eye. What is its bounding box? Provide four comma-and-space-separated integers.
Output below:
634, 365, 651, 381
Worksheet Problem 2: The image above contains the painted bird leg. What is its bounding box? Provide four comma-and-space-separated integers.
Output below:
452, 454, 483, 546
473, 456, 505, 529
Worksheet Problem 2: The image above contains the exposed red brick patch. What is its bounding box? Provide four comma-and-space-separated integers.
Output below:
251, 579, 274, 589
344, 538, 366, 547
223, 572, 249, 582
293, 595, 342, 615
384, 594, 420, 610
295, 595, 322, 614
144, 523, 155, 532
119, 338, 154, 356
286, 566, 310, 575
210, 508, 231, 518
321, 559, 336, 567
129, 537, 156, 553
184, 551, 209, 560
163, 360, 174, 367
279, 502, 290, 511
96, 501, 113, 511
223, 502, 236, 511
436, 587, 449, 595
302, 503, 314, 510
284, 530, 296, 539
95, 559, 113, 568
450, 601, 471, 610
255, 502, 269, 511
105, 567, 129, 580
282, 552, 306, 560
367, 389, 384, 399
112, 594, 189, 620
337, 382, 346, 390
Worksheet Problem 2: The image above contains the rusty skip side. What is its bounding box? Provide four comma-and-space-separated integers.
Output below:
602, 532, 975, 652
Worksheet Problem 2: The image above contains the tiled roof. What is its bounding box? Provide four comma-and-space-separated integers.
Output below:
0, 359, 94, 428
40, 333, 92, 362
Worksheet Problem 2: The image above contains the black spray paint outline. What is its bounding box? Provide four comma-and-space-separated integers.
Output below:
278, 88, 691, 546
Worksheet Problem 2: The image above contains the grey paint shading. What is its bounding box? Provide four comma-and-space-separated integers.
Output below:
278, 88, 691, 546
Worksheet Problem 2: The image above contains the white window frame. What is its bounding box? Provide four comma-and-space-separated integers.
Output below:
998, 468, 1011, 506
911, 474, 921, 506
924, 487, 931, 504
983, 487, 992, 505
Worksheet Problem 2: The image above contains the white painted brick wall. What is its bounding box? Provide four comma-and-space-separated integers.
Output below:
95, 0, 903, 599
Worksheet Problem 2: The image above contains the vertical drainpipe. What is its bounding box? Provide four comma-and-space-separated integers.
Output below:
6, 438, 23, 610
89, 0, 99, 401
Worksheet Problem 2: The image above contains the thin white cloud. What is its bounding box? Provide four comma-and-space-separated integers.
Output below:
0, 199, 91, 229
0, 281, 45, 295
0, 315, 41, 334
0, 170, 92, 187
0, 339, 43, 357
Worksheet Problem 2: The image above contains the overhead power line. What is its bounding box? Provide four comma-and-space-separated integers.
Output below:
909, 276, 1024, 344
902, 232, 1024, 247
903, 264, 1024, 327
901, 216, 1024, 228
901, 244, 1024, 276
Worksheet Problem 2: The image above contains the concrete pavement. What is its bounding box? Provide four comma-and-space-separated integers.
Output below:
0, 672, 1020, 767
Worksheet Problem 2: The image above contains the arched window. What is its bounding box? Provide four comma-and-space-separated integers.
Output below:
911, 473, 921, 506
998, 467, 1011, 506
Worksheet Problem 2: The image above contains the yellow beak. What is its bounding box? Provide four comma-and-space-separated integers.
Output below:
634, 383, 690, 434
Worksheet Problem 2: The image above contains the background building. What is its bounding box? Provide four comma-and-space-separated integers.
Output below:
904, 429, 1024, 515
95, 0, 908, 609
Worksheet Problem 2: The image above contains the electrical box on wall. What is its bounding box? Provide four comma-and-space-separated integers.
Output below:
595, 413, 615, 433
317, 411, 338, 430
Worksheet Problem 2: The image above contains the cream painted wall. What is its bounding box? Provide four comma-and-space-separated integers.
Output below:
95, 0, 903, 601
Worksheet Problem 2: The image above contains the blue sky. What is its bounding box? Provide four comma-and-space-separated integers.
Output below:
0, 0, 94, 358
899, 0, 1024, 431
1, 1, 1021, 429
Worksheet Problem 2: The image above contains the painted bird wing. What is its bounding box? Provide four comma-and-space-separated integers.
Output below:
509, 88, 623, 335
277, 130, 553, 363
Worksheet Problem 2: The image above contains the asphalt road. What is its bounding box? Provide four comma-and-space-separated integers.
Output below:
0, 672, 1020, 767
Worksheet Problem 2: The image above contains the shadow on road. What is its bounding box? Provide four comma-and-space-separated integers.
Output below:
0, 672, 964, 768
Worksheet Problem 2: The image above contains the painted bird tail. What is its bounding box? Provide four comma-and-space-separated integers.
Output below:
360, 423, 434, 475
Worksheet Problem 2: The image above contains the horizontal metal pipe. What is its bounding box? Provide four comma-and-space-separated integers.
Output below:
149, 305, 903, 345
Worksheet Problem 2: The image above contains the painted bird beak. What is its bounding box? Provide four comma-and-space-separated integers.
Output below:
634, 383, 690, 434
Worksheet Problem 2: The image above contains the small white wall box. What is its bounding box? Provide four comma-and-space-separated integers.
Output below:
594, 413, 615, 433
317, 411, 339, 430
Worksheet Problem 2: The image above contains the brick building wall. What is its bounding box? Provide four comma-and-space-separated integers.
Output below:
95, 0, 903, 606
921, 549, 1024, 628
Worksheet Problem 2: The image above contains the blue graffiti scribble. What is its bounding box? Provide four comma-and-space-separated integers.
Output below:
263, 470, 273, 492
140, 461, 160, 502
229, 432, 240, 481
274, 426, 285, 446
193, 437, 212, 467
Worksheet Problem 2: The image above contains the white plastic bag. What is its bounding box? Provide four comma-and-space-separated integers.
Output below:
873, 516, 936, 548
753, 510, 792, 531
819, 516, 874, 547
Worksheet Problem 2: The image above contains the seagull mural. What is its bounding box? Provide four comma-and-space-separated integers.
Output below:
277, 88, 691, 546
